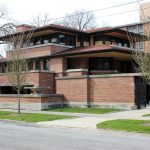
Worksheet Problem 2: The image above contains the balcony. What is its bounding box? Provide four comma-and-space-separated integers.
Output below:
6, 43, 72, 59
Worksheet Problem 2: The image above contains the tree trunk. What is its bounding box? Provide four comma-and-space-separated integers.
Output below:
17, 87, 21, 114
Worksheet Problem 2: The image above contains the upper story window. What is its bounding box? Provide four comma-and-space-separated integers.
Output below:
89, 57, 113, 70
35, 60, 41, 70
29, 39, 34, 46
35, 37, 43, 45
51, 34, 58, 43
93, 35, 106, 44
43, 59, 49, 70
27, 61, 34, 71
66, 35, 76, 46
43, 35, 51, 44
59, 34, 66, 45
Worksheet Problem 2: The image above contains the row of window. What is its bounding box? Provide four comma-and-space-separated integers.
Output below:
127, 24, 144, 34
93, 35, 130, 47
0, 59, 49, 73
14, 33, 76, 49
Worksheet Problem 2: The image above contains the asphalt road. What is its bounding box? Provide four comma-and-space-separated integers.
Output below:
0, 121, 150, 150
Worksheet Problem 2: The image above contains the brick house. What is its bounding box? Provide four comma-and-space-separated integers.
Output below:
0, 24, 148, 110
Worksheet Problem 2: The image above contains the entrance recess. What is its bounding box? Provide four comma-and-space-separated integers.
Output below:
135, 77, 146, 109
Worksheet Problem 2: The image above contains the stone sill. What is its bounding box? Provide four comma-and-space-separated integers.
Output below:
0, 94, 63, 98
11, 43, 73, 51
0, 70, 55, 76
66, 69, 88, 72
56, 73, 142, 80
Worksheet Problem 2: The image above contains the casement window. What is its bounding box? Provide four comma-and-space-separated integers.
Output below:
43, 60, 49, 70
35, 60, 41, 70
93, 35, 106, 44
89, 57, 113, 70
59, 34, 66, 45
28, 61, 34, 71
43, 35, 51, 44
51, 34, 58, 43
67, 35, 76, 46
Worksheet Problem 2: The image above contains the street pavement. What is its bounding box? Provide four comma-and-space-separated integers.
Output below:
0, 121, 150, 150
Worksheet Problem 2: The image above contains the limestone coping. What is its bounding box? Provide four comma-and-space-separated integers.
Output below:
0, 70, 55, 76
0, 94, 63, 98
56, 73, 143, 80
66, 69, 88, 72
17, 43, 73, 50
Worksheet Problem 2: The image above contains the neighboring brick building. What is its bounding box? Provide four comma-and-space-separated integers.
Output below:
0, 23, 148, 110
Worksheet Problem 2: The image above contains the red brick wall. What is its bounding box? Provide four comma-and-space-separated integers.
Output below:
56, 76, 135, 104
50, 57, 67, 76
56, 78, 88, 102
89, 77, 135, 103
0, 95, 63, 103
39, 72, 55, 94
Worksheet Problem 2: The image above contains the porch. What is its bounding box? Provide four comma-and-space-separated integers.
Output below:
64, 51, 135, 77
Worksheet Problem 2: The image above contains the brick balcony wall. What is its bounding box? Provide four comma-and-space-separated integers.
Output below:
56, 75, 136, 108
6, 43, 70, 59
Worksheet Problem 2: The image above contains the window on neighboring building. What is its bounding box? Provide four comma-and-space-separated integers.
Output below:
43, 60, 49, 70
138, 25, 144, 34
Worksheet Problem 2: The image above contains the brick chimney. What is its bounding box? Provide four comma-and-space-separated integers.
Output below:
16, 24, 35, 32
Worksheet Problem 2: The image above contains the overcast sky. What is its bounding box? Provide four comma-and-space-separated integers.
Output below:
0, 0, 150, 56
1, 0, 150, 27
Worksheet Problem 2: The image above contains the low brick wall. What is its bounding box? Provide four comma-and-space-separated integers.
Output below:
0, 71, 55, 94
0, 94, 63, 110
56, 74, 138, 110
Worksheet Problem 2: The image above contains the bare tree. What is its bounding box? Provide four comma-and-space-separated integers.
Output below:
127, 1, 150, 84
31, 12, 50, 27
5, 29, 34, 114
62, 10, 97, 30
0, 5, 14, 38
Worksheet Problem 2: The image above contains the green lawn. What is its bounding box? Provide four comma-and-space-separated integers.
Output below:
47, 107, 120, 114
0, 111, 71, 122
97, 119, 150, 134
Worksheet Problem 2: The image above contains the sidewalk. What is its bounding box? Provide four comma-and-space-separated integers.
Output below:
37, 108, 150, 129
1, 108, 150, 129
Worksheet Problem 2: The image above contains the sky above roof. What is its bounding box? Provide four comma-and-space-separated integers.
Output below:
0, 0, 150, 56
1, 0, 150, 27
